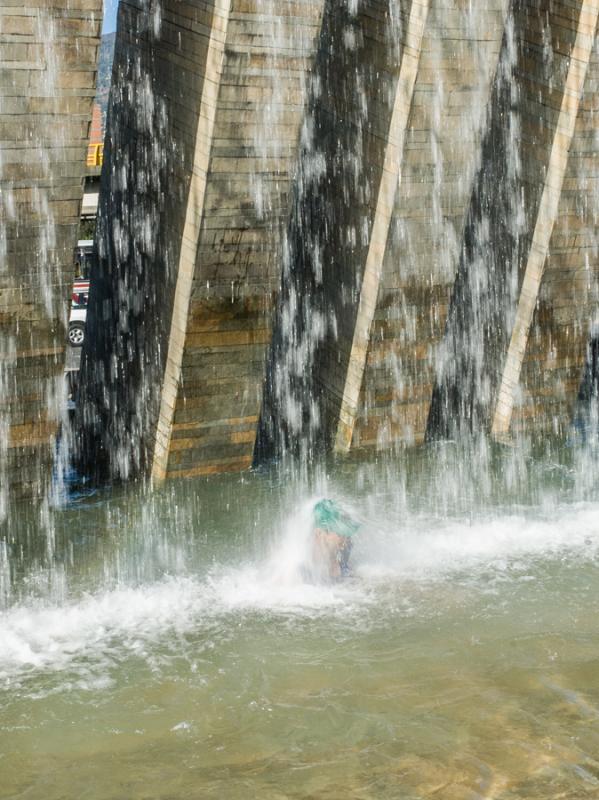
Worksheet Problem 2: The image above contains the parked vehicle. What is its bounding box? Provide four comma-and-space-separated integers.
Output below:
68, 240, 93, 347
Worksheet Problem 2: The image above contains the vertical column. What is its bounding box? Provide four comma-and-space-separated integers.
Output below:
333, 0, 430, 452
427, 0, 596, 443
80, 0, 326, 481
491, 0, 599, 439
150, 0, 232, 482
338, 0, 510, 452
258, 0, 430, 462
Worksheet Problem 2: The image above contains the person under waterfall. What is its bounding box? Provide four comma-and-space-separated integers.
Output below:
308, 499, 360, 581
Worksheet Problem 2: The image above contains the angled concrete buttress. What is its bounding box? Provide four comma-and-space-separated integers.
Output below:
428, 0, 599, 443
257, 0, 419, 459
79, 0, 326, 480
0, 2, 101, 513
332, 0, 431, 453
348, 0, 510, 451
492, 0, 599, 439
258, 0, 511, 458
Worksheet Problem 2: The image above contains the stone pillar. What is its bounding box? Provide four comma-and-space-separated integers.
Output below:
0, 2, 101, 513
333, 0, 431, 452
79, 0, 325, 480
428, 0, 597, 443
350, 0, 510, 450
492, 0, 599, 439
257, 0, 414, 460
259, 0, 510, 458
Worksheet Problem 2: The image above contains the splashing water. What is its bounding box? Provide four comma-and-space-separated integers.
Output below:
3, 446, 599, 798
4, 1, 599, 798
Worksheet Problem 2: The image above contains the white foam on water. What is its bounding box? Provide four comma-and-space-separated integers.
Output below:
0, 500, 351, 681
357, 502, 599, 579
0, 578, 206, 677
2, 499, 599, 683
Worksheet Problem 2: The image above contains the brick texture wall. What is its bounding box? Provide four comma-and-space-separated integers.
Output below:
0, 2, 101, 510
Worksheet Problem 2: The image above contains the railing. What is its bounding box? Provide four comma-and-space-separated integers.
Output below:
86, 143, 104, 168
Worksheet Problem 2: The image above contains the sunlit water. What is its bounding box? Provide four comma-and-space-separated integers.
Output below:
2, 443, 599, 799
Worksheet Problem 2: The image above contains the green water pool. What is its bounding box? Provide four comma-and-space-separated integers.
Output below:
2, 445, 599, 799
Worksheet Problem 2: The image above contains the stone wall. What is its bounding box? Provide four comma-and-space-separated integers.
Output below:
512, 5, 599, 437
259, 0, 412, 460
354, 0, 509, 450
428, 0, 599, 445
79, 0, 325, 480
0, 2, 101, 512
79, 0, 599, 479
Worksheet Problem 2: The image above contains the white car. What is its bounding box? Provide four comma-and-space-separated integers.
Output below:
68, 241, 93, 347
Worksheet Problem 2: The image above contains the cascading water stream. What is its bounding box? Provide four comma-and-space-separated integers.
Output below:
3, 1, 599, 798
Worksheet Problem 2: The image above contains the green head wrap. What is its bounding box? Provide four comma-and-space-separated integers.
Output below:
312, 499, 360, 538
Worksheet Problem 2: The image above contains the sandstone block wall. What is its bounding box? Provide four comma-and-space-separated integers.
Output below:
80, 0, 325, 480
513, 8, 599, 436
353, 0, 509, 450
427, 0, 599, 444
159, 0, 326, 479
80, 0, 599, 480
258, 0, 413, 459
0, 2, 101, 511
